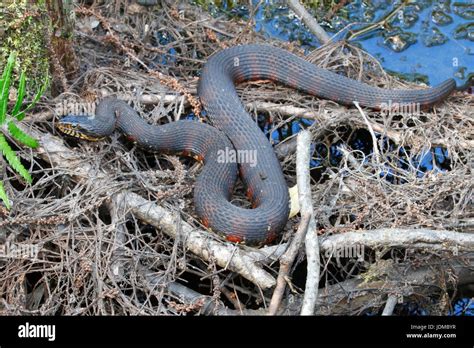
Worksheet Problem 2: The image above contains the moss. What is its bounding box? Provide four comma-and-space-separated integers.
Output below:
0, 1, 51, 95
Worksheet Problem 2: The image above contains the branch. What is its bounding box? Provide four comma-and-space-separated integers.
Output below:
354, 101, 380, 163
291, 257, 474, 315
296, 130, 320, 315
138, 265, 231, 315
268, 213, 310, 315
320, 228, 474, 253
115, 191, 277, 289
287, 0, 331, 44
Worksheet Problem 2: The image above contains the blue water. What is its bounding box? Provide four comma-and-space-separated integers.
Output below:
451, 298, 474, 316
250, 0, 474, 88
352, 1, 474, 87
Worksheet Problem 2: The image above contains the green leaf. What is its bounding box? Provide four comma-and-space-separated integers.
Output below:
0, 181, 11, 209
0, 134, 32, 184
12, 70, 26, 119
19, 75, 49, 120
0, 52, 16, 124
7, 121, 39, 148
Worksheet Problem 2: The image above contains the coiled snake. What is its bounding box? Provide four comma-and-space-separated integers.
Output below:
58, 44, 456, 245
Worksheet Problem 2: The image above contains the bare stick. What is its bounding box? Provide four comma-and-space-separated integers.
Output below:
245, 244, 287, 263
287, 0, 331, 44
268, 213, 311, 315
296, 130, 320, 315
138, 264, 233, 315
353, 101, 381, 163
320, 228, 474, 253
107, 197, 128, 280
382, 295, 398, 316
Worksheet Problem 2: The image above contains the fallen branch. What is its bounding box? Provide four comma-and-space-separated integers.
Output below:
286, 257, 474, 315
138, 265, 234, 315
115, 191, 277, 289
296, 130, 320, 315
107, 195, 130, 281
320, 228, 474, 253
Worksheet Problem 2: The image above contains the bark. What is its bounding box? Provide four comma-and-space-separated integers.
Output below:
45, 0, 78, 94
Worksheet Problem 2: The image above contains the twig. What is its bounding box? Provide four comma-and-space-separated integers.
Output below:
287, 0, 331, 44
268, 213, 311, 315
220, 286, 244, 312
381, 295, 398, 316
353, 101, 381, 164
245, 244, 288, 263
347, 0, 410, 41
296, 130, 320, 315
107, 196, 129, 281
132, 93, 187, 105
320, 228, 474, 253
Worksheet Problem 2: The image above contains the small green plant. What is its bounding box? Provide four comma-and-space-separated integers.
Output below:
0, 51, 48, 209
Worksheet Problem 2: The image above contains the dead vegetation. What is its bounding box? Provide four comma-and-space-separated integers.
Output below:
0, 0, 472, 315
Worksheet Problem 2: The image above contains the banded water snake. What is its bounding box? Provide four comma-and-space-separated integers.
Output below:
58, 44, 456, 245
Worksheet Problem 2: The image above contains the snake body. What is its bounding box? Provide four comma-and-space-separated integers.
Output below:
58, 44, 456, 245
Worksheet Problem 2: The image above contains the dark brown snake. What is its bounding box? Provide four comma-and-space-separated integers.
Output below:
58, 44, 456, 246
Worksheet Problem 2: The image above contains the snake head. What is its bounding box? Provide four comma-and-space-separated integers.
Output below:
57, 114, 107, 141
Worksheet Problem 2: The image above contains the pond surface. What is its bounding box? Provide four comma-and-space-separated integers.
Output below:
228, 0, 474, 88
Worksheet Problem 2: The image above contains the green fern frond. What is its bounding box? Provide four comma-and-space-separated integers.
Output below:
0, 181, 11, 209
0, 51, 46, 209
7, 121, 39, 148
12, 70, 26, 119
18, 75, 49, 121
0, 134, 32, 184
0, 52, 16, 124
